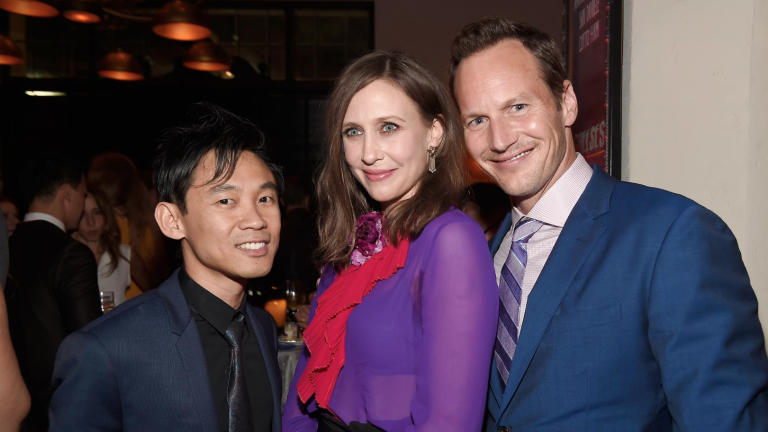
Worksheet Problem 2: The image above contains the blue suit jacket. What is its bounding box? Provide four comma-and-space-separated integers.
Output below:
486, 167, 768, 432
49, 270, 282, 432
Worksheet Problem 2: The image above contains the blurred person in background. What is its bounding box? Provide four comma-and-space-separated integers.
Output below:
1, 196, 20, 237
0, 287, 31, 432
462, 183, 511, 243
273, 175, 317, 290
263, 175, 318, 294
72, 186, 151, 307
89, 153, 169, 297
6, 154, 101, 431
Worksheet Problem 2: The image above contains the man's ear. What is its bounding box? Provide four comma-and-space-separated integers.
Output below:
60, 183, 74, 204
561, 80, 578, 127
155, 202, 185, 240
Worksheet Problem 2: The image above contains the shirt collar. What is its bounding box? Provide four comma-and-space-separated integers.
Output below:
23, 212, 66, 232
178, 267, 248, 336
512, 153, 594, 228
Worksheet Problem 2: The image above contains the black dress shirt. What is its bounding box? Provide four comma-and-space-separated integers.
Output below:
179, 268, 273, 432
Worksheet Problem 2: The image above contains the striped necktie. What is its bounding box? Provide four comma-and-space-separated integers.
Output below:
494, 217, 543, 390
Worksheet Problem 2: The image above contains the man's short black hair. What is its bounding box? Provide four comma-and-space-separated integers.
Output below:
153, 102, 284, 214
20, 153, 85, 204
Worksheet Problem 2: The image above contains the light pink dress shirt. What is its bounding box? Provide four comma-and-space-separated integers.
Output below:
493, 153, 594, 333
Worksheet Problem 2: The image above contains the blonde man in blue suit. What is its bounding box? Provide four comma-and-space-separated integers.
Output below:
451, 17, 768, 432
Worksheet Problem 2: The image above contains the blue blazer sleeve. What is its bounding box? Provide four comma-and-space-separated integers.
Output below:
648, 204, 768, 430
49, 331, 122, 432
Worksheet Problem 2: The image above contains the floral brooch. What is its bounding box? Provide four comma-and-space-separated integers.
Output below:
350, 212, 384, 266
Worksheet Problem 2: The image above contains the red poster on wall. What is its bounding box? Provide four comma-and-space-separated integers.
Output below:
564, 0, 622, 177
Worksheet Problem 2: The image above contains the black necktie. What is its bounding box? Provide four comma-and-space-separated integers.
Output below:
225, 312, 254, 432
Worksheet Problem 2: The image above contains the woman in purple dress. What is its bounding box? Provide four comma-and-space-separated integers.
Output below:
282, 51, 498, 432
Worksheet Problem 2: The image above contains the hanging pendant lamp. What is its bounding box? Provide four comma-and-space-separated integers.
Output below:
98, 50, 143, 81
0, 0, 58, 17
152, 0, 210, 41
63, 0, 101, 23
0, 34, 23, 65
183, 40, 231, 71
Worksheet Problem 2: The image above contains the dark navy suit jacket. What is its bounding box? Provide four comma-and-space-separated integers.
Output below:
486, 167, 768, 432
49, 270, 282, 432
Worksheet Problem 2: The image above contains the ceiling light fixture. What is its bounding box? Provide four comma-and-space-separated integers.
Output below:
152, 0, 210, 41
98, 50, 144, 81
25, 91, 67, 96
183, 40, 231, 72
0, 34, 23, 65
63, 0, 101, 23
0, 0, 58, 18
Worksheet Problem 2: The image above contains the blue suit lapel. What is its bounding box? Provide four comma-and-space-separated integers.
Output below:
159, 270, 219, 432
490, 212, 512, 256
246, 307, 282, 432
497, 167, 616, 415
176, 319, 219, 431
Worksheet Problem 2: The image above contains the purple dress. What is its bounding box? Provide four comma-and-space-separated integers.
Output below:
283, 210, 499, 432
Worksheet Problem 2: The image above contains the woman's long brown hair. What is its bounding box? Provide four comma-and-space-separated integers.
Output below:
315, 51, 467, 270
89, 153, 168, 283
88, 185, 126, 276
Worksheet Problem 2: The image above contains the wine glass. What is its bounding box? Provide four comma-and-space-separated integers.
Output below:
100, 291, 115, 313
285, 279, 306, 325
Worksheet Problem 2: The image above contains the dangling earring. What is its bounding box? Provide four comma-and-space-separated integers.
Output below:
428, 146, 437, 173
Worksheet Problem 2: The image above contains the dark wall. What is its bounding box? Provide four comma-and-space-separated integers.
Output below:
0, 77, 329, 208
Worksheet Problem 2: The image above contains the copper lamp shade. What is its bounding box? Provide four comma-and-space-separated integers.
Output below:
63, 0, 101, 23
183, 40, 231, 71
0, 0, 58, 17
0, 35, 23, 65
152, 0, 211, 41
98, 50, 143, 81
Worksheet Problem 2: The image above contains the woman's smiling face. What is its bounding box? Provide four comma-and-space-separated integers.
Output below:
342, 79, 443, 210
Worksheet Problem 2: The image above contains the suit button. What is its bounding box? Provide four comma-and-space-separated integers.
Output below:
497, 427, 511, 432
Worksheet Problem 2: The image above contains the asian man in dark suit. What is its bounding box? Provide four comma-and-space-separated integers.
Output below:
451, 18, 768, 432
5, 154, 102, 432
49, 103, 283, 432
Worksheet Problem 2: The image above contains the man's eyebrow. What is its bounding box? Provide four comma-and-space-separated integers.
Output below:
259, 181, 278, 192
207, 183, 240, 195
461, 96, 527, 122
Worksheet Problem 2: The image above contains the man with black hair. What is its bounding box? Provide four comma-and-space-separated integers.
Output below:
49, 103, 283, 432
6, 153, 101, 432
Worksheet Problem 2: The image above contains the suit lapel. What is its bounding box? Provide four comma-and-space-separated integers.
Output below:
247, 307, 282, 432
498, 167, 616, 415
176, 319, 219, 431
490, 212, 513, 256
487, 358, 503, 417
159, 270, 218, 432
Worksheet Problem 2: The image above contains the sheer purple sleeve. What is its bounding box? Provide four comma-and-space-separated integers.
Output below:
282, 266, 337, 432
408, 220, 499, 432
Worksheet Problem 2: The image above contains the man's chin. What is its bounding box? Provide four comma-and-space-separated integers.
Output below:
230, 265, 273, 281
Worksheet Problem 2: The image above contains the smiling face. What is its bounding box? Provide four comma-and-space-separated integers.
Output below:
342, 79, 443, 210
454, 40, 578, 213
77, 193, 105, 242
172, 150, 281, 284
